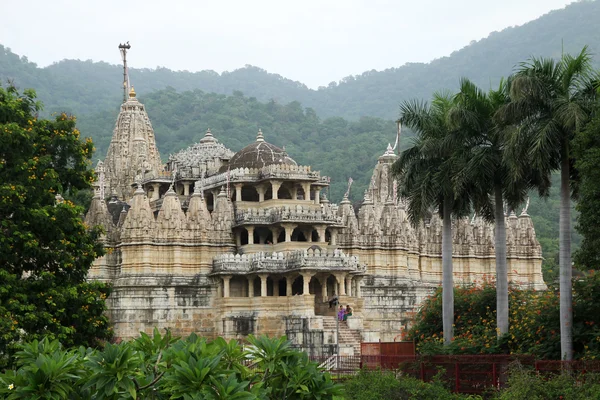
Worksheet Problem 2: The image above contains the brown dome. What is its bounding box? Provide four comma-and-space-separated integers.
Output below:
224, 129, 296, 171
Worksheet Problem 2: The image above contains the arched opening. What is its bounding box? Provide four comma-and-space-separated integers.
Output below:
230, 276, 248, 297
241, 186, 259, 202
266, 276, 275, 296
277, 230, 285, 243
278, 183, 293, 199
291, 227, 307, 242
277, 278, 286, 296
292, 276, 303, 295
240, 229, 249, 245
325, 229, 332, 243
326, 275, 338, 298
206, 192, 214, 212
311, 230, 319, 242
297, 187, 306, 200
253, 277, 261, 297
253, 227, 272, 244
309, 276, 320, 296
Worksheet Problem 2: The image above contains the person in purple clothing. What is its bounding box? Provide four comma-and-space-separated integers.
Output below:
337, 305, 345, 321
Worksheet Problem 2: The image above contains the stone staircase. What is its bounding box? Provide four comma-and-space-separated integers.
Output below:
322, 316, 362, 356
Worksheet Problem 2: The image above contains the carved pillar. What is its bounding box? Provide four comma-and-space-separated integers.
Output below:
271, 180, 282, 200
152, 183, 160, 200
247, 226, 255, 245
248, 276, 255, 297
236, 231, 242, 247
256, 184, 266, 202
328, 228, 337, 246
355, 277, 363, 298
302, 183, 311, 201
304, 228, 313, 243
321, 279, 328, 302
346, 276, 352, 297
286, 275, 293, 296
291, 186, 298, 200
335, 273, 347, 296
222, 275, 232, 298
301, 272, 314, 295
271, 227, 279, 244
234, 183, 243, 202
183, 182, 190, 196
316, 225, 327, 243
281, 223, 297, 242
259, 274, 268, 297
314, 187, 321, 205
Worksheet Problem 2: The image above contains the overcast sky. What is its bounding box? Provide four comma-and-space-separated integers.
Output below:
1, 0, 575, 88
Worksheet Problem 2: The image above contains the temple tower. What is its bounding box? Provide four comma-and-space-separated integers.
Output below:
102, 44, 163, 200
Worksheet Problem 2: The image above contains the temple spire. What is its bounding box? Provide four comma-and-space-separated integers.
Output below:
119, 42, 131, 103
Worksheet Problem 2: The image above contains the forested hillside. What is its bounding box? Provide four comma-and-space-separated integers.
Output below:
1, 1, 599, 120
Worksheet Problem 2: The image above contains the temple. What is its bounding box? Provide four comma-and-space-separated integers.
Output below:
85, 84, 546, 356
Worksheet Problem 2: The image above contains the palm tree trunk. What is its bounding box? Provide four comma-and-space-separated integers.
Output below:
442, 194, 454, 345
494, 185, 509, 337
559, 147, 573, 360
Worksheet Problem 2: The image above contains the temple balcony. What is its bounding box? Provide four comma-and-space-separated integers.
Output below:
233, 206, 342, 227
212, 248, 367, 275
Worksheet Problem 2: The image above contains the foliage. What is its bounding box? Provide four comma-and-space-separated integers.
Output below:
494, 364, 600, 400
0, 85, 111, 369
0, 331, 342, 400
344, 369, 478, 400
406, 276, 600, 360
573, 112, 600, 270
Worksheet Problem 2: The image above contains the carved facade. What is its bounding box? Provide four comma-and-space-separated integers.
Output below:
87, 90, 546, 355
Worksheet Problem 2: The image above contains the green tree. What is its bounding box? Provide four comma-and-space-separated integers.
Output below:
574, 111, 600, 269
448, 78, 531, 337
392, 93, 472, 345
0, 85, 111, 368
501, 48, 598, 359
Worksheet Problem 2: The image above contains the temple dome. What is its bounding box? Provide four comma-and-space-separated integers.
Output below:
225, 129, 296, 171
170, 129, 234, 168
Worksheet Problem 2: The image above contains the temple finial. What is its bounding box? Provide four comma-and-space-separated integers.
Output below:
129, 86, 136, 98
256, 129, 265, 142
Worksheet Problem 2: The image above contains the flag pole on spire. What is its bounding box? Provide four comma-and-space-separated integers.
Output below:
118, 42, 131, 103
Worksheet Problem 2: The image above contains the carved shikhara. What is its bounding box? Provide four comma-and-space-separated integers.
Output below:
87, 94, 545, 356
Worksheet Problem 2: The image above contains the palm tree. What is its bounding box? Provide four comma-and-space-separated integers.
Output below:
499, 47, 598, 360
448, 78, 531, 338
449, 78, 525, 336
392, 92, 472, 345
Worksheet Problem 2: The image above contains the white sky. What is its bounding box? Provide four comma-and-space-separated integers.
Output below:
0, 0, 576, 88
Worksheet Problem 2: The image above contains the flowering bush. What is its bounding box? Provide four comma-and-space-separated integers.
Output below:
406, 273, 600, 359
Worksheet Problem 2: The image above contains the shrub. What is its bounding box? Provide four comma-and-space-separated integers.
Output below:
344, 369, 479, 400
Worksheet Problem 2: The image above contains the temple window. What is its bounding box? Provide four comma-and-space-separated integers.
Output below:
241, 186, 259, 201
252, 278, 261, 297
240, 229, 249, 245
291, 227, 307, 242
291, 276, 303, 295
206, 192, 214, 212
277, 230, 285, 243
277, 183, 293, 199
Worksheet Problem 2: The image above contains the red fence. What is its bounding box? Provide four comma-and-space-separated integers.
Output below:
309, 355, 600, 394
